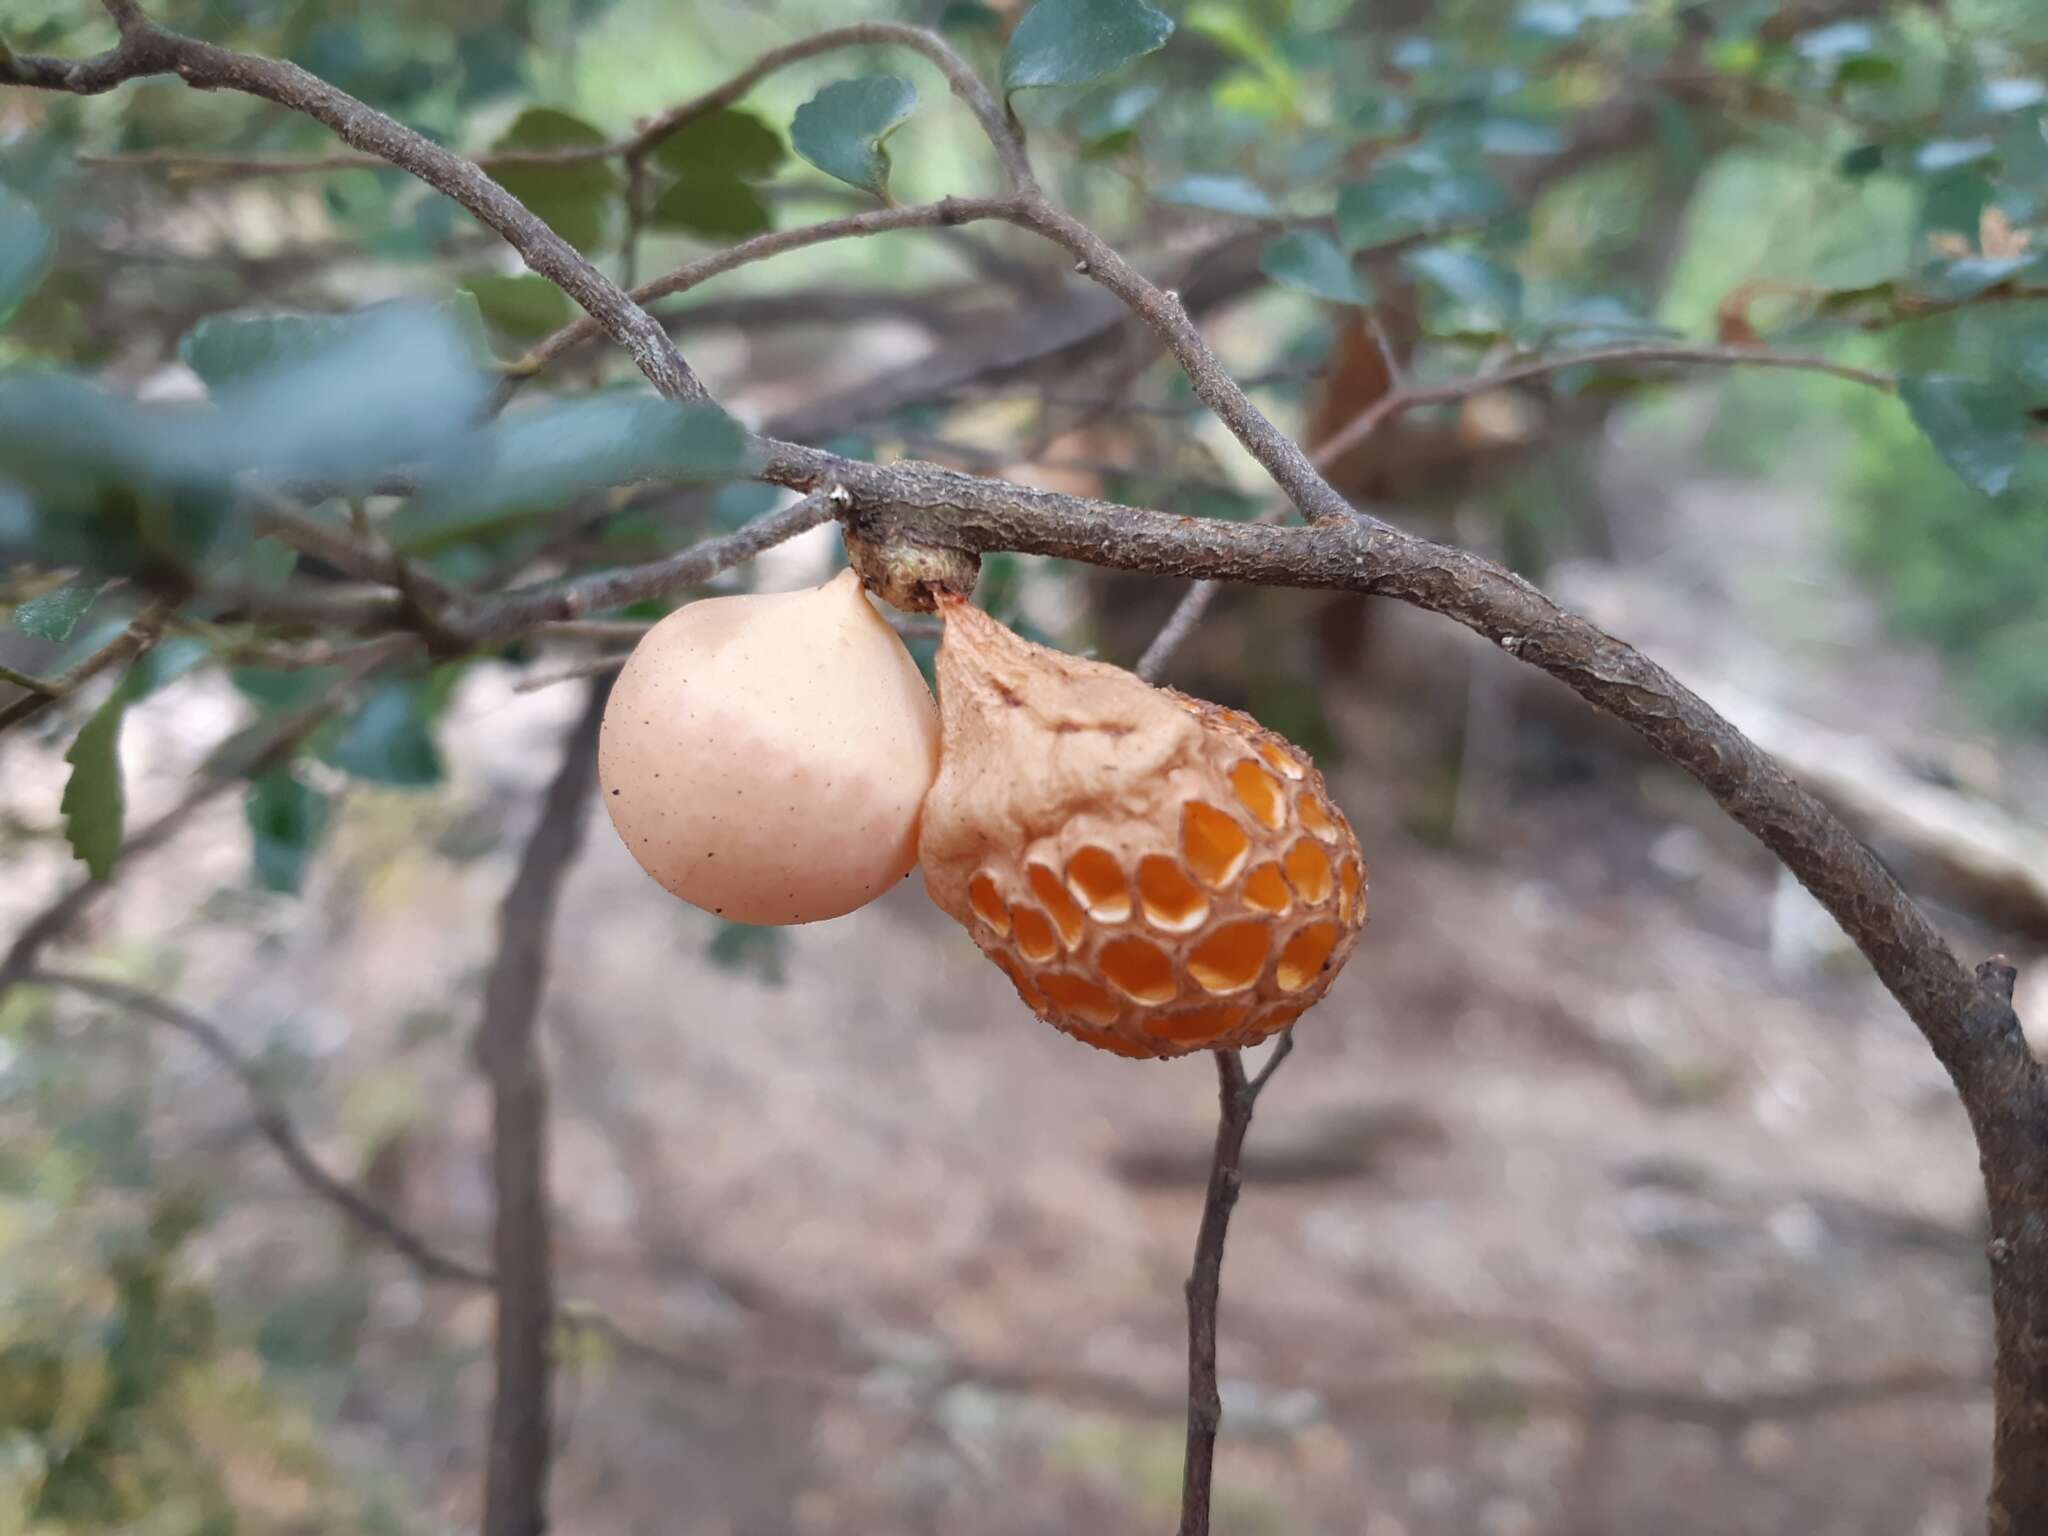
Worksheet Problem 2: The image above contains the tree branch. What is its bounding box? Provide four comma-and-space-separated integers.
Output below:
472, 679, 606, 1536
1, 16, 705, 402
0, 598, 172, 734
27, 967, 491, 1283
74, 21, 1033, 187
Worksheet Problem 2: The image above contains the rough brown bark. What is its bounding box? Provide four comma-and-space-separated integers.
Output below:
473, 681, 607, 1536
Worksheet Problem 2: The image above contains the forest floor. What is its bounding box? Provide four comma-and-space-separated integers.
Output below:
5, 403, 2043, 1536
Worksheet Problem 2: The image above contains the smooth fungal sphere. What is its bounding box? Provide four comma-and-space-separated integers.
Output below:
598, 567, 941, 925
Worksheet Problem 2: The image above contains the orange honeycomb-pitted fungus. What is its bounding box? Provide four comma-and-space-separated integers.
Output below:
918, 598, 1368, 1058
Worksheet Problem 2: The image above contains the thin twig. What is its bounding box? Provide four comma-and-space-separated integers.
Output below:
0, 599, 173, 733
1330, 341, 1895, 451
512, 655, 629, 694
504, 198, 1014, 387
473, 679, 606, 1536
27, 967, 491, 1283
450, 489, 837, 645
0, 639, 399, 985
76, 21, 1032, 185
1178, 1035, 1294, 1536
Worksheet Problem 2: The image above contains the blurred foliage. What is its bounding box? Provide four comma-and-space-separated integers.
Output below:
0, 980, 432, 1534
3, 0, 2048, 1522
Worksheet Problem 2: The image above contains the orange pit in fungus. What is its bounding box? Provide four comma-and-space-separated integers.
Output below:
918, 598, 1368, 1058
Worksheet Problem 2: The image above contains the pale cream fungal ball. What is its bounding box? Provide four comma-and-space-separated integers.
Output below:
598, 567, 941, 925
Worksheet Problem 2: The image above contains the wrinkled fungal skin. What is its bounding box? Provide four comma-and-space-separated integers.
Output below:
920, 598, 1368, 1058
599, 568, 940, 925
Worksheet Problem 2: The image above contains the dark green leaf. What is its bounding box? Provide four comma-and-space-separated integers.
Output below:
180, 309, 365, 390
649, 108, 786, 180
393, 398, 749, 552
1899, 376, 2029, 497
1002, 0, 1174, 92
214, 533, 299, 594
489, 108, 621, 254
1403, 244, 1524, 332
647, 178, 773, 238
462, 273, 575, 341
1839, 143, 1884, 178
1919, 171, 1994, 241
1260, 230, 1368, 304
171, 302, 494, 496
1157, 175, 1277, 218
940, 1, 1004, 31
791, 77, 919, 198
1073, 82, 1161, 147
325, 679, 443, 786
0, 180, 53, 325
129, 635, 210, 699
456, 24, 527, 104
61, 680, 130, 880
1337, 157, 1507, 250
13, 576, 104, 642
232, 664, 342, 713
246, 769, 329, 894
708, 921, 787, 985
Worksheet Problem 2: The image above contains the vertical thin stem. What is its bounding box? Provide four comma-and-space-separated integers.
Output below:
1178, 1034, 1294, 1536
475, 679, 607, 1536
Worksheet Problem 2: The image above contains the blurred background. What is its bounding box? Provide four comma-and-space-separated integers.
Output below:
3, 0, 2048, 1531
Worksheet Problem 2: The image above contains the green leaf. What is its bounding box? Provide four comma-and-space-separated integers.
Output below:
1336, 157, 1507, 250
1899, 376, 2029, 498
647, 178, 773, 239
0, 180, 53, 326
940, 1, 1004, 31
1839, 143, 1884, 178
180, 310, 364, 390
708, 921, 787, 985
1072, 82, 1161, 148
1003, 0, 1174, 92
173, 301, 494, 492
325, 679, 443, 786
1260, 230, 1368, 304
489, 108, 621, 254
245, 769, 329, 894
1403, 244, 1524, 333
393, 398, 749, 552
791, 77, 919, 198
649, 108, 785, 180
1157, 175, 1277, 218
462, 272, 575, 341
61, 682, 130, 880
14, 576, 105, 643
232, 664, 342, 713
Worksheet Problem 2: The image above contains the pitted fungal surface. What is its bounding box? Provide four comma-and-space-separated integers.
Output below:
919, 599, 1368, 1058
